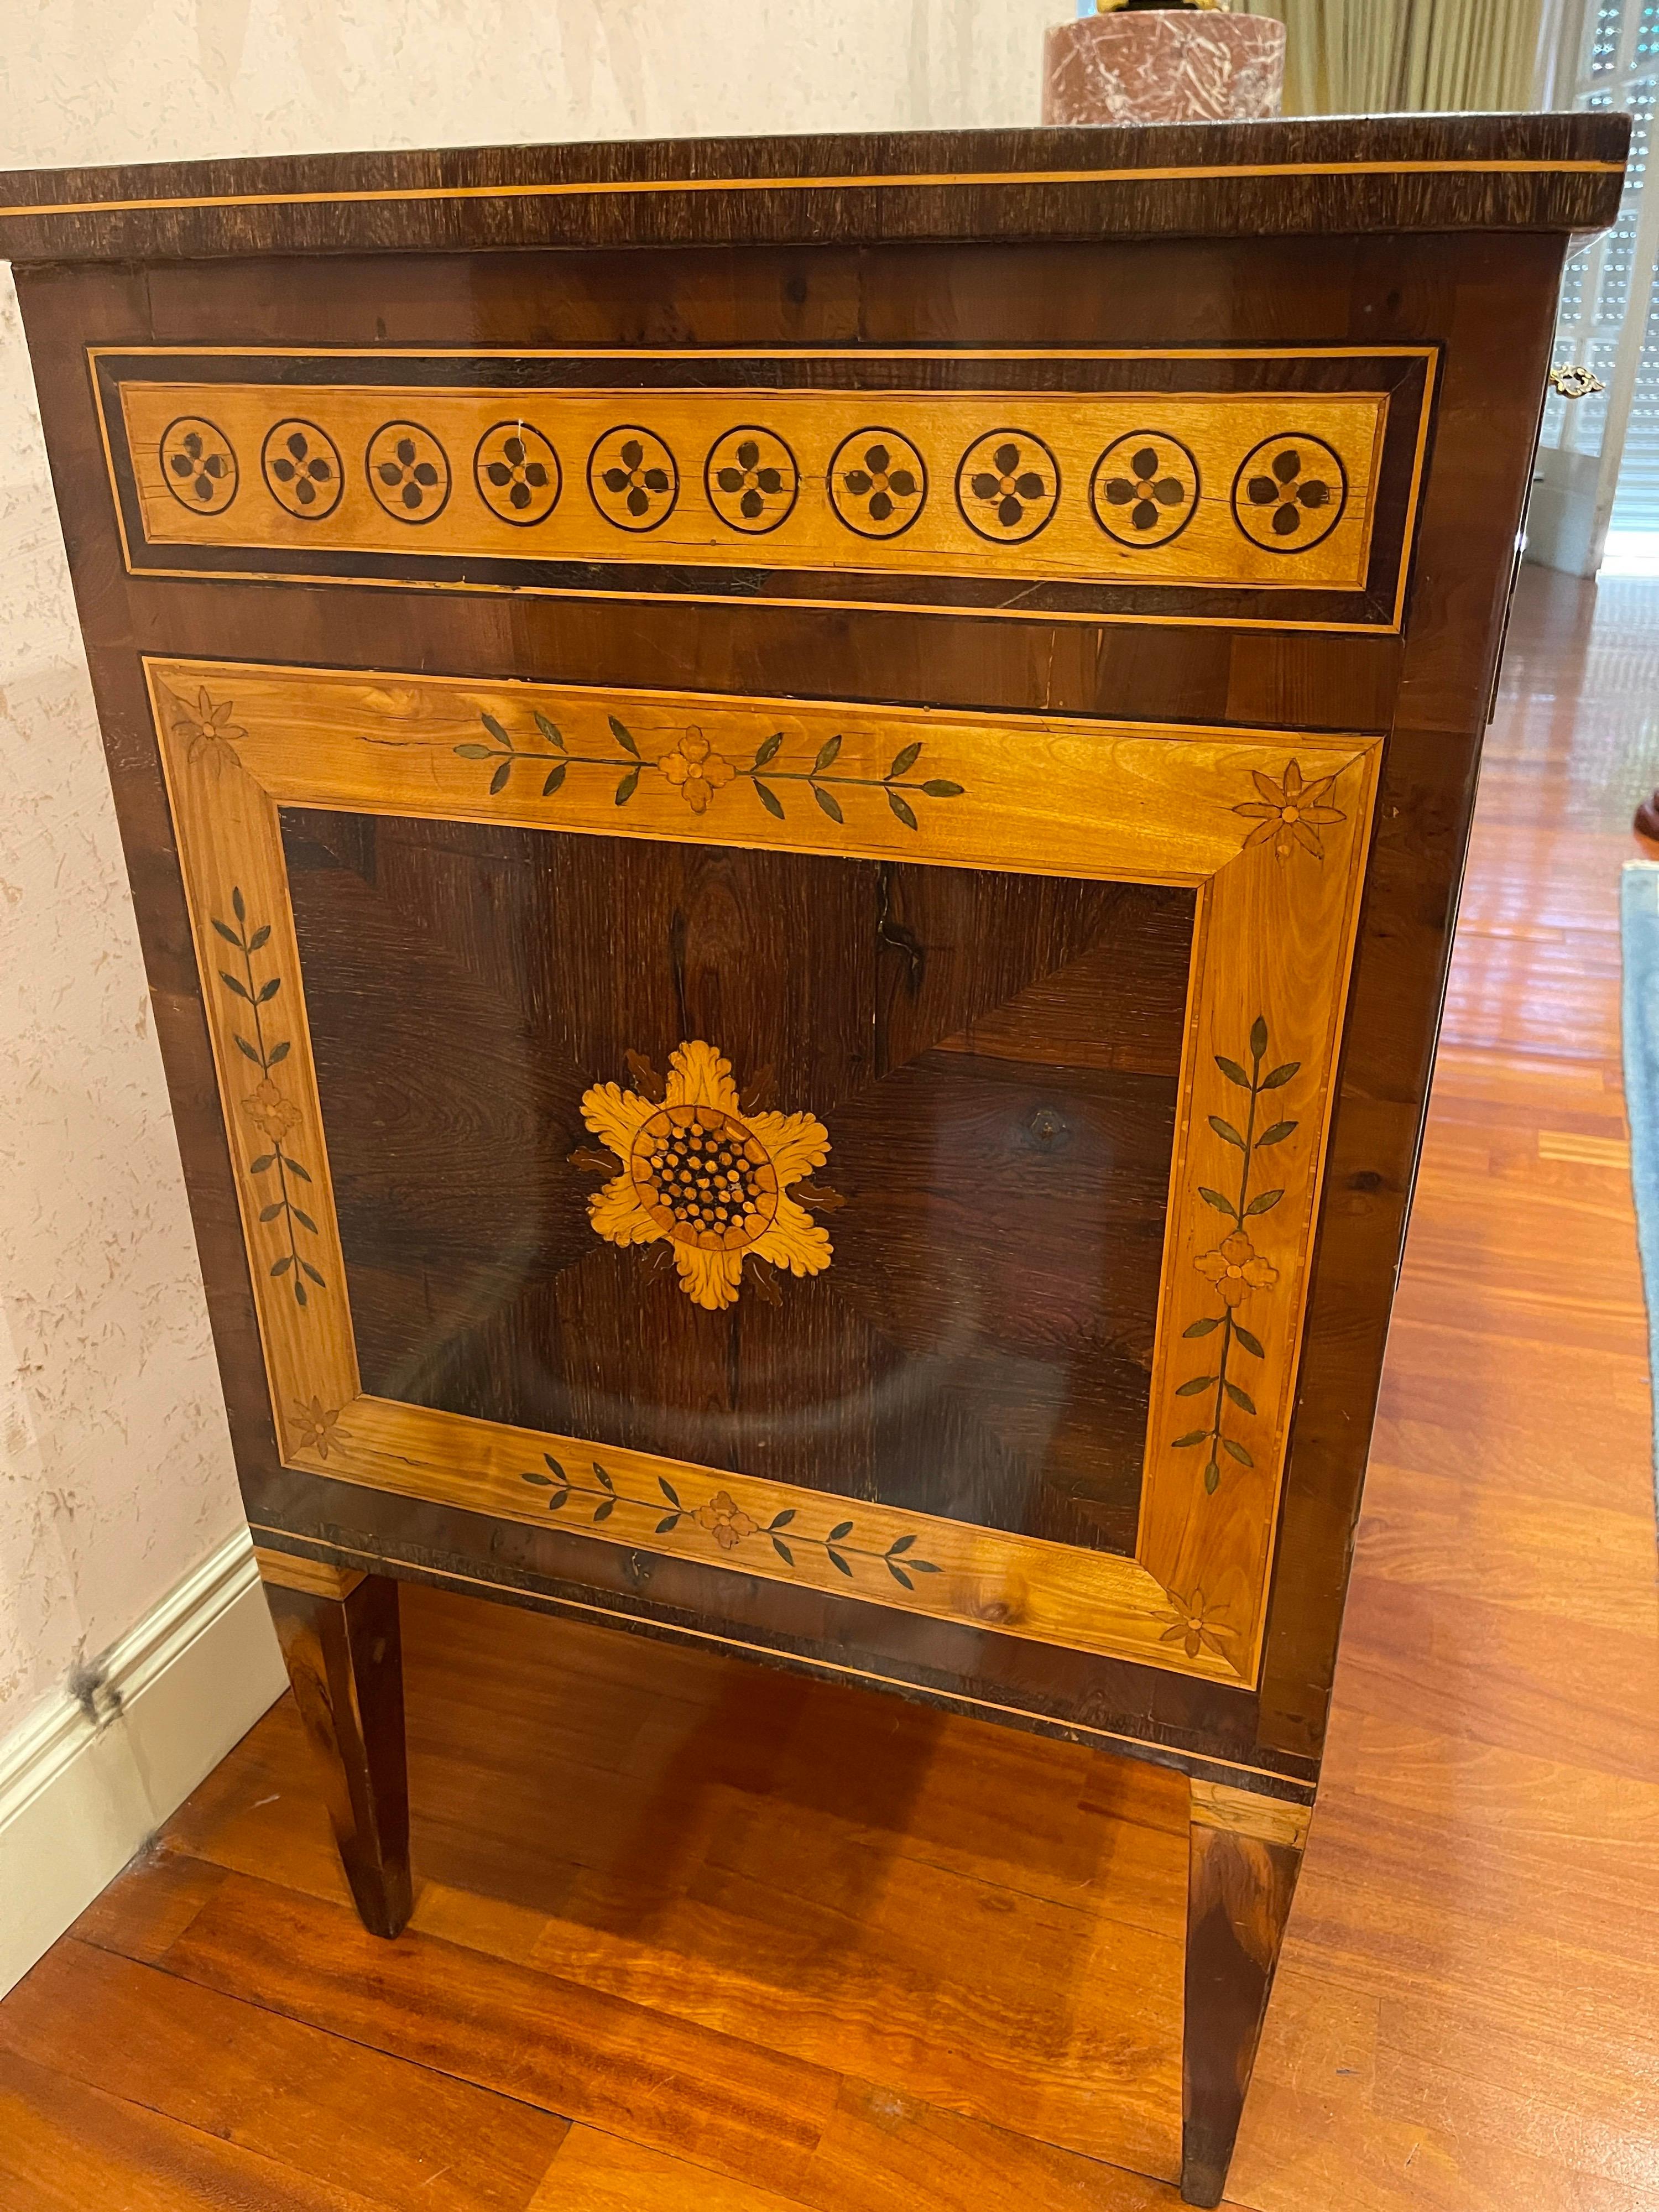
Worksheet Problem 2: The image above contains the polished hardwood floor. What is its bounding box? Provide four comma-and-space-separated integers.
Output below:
3, 562, 1657, 2211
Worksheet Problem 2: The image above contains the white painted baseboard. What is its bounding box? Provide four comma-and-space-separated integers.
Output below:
0, 1525, 287, 1996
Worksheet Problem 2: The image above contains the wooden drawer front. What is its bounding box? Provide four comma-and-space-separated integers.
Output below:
99, 346, 1434, 630
148, 654, 1379, 1692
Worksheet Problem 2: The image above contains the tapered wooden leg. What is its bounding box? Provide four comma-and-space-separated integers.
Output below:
254, 1550, 412, 1939
1180, 1780, 1310, 2209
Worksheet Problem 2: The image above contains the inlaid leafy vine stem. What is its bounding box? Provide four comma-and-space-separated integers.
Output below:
457, 711, 644, 799
456, 711, 963, 830
212, 886, 326, 1308
520, 1453, 941, 1589
1173, 1016, 1299, 1494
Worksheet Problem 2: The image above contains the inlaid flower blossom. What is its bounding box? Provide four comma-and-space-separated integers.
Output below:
1154, 1587, 1235, 1663
707, 430, 796, 530
1243, 447, 1333, 537
482, 431, 553, 513
367, 424, 448, 519
171, 688, 247, 778
291, 1396, 347, 1458
696, 1490, 759, 1550
845, 444, 915, 521
659, 727, 735, 814
263, 421, 341, 518
581, 1040, 832, 1310
473, 422, 562, 524
1091, 432, 1199, 549
242, 1076, 302, 1143
1232, 435, 1347, 552
957, 432, 1058, 539
161, 418, 237, 512
1102, 447, 1187, 533
1194, 1229, 1279, 1308
1234, 760, 1344, 862
591, 431, 676, 526
828, 430, 927, 536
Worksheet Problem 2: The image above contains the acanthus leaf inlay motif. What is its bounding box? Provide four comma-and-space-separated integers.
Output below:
581, 1040, 832, 1310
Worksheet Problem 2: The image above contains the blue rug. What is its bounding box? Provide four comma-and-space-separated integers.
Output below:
1620, 861, 1659, 1486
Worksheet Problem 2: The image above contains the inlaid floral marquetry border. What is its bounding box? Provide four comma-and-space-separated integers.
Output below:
114, 374, 1388, 589
95, 346, 1442, 633
147, 655, 1382, 1690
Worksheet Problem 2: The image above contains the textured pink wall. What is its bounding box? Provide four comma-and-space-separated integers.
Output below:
0, 0, 1063, 1747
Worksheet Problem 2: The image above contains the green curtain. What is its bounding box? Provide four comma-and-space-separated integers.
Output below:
1234, 0, 1545, 116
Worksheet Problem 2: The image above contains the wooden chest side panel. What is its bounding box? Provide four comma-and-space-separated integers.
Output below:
7, 198, 1584, 1774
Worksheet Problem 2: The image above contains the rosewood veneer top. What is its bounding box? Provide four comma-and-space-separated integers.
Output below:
0, 111, 1628, 265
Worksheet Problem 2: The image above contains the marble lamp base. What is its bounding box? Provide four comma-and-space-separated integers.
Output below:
1044, 8, 1285, 126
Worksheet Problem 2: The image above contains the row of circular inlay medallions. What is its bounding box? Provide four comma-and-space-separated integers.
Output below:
158, 413, 1352, 555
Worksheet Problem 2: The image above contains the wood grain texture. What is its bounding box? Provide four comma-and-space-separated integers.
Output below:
114, 373, 1390, 591
146, 653, 1376, 1684
287, 812, 1183, 1558
7, 131, 1625, 2011
0, 2047, 388, 2212
250, 1496, 1308, 1786
92, 344, 1432, 635
0, 220, 1442, 1761
166, 1873, 846, 2195
263, 1574, 411, 1939
1248, 225, 1578, 1761
1231, 564, 1659, 2210
0, 112, 1627, 264
1190, 1781, 1310, 1852
257, 1546, 364, 1601
63, 1851, 227, 1968
1182, 1801, 1304, 2206
148, 658, 1374, 886
3, 567, 1654, 2212
1139, 748, 1376, 1683
0, 1939, 568, 2211
149, 667, 360, 1434
533, 2111, 1182, 2212
41, 1587, 1196, 2191
301, 1394, 1227, 1679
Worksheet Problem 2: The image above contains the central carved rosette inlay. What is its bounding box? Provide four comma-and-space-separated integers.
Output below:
631, 1104, 780, 1249
581, 1040, 835, 1310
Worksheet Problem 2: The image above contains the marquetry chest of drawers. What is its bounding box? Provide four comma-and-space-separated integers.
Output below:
0, 112, 1625, 2205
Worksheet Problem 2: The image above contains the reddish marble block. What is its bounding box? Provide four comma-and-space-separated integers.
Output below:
1043, 11, 1285, 127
